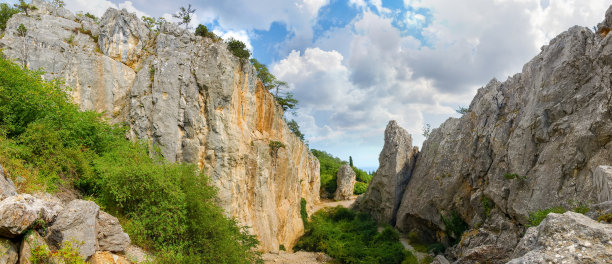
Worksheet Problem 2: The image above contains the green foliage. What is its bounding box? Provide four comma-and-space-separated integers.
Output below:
226, 38, 250, 60
14, 0, 37, 17
173, 4, 195, 29
65, 34, 74, 45
295, 206, 412, 264
52, 0, 65, 8
300, 198, 308, 228
422, 124, 431, 139
504, 173, 527, 181
279, 244, 286, 251
195, 24, 219, 40
250, 58, 274, 87
598, 213, 612, 224
349, 156, 353, 167
275, 92, 298, 113
287, 119, 304, 141
455, 107, 468, 114
0, 3, 19, 31
527, 207, 566, 227
83, 12, 98, 22
31, 240, 86, 264
354, 182, 368, 195
481, 196, 493, 218
16, 23, 26, 37
0, 55, 261, 263
441, 210, 467, 245
142, 16, 166, 32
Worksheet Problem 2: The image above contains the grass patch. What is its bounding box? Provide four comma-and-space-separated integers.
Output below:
527, 207, 566, 227
0, 54, 261, 263
295, 206, 414, 264
504, 173, 527, 181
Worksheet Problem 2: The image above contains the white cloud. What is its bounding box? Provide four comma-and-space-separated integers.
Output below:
118, 1, 149, 18
214, 29, 253, 51
64, 0, 116, 17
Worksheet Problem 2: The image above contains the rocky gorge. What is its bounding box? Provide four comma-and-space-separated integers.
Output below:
0, 0, 319, 253
356, 5, 612, 264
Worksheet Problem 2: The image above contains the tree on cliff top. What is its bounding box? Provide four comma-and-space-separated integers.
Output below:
173, 4, 195, 30
14, 0, 36, 17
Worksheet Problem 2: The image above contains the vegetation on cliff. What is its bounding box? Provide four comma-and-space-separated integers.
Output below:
0, 55, 261, 263
311, 149, 373, 196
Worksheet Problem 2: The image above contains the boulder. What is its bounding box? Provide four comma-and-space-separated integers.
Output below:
19, 231, 48, 264
0, 194, 62, 238
508, 212, 612, 263
592, 165, 612, 203
89, 251, 130, 264
334, 164, 356, 201
0, 238, 18, 264
354, 121, 418, 224
47, 200, 99, 259
96, 211, 130, 252
0, 164, 17, 201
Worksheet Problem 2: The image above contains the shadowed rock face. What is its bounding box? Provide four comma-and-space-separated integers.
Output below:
360, 5, 612, 263
354, 121, 418, 225
0, 1, 319, 252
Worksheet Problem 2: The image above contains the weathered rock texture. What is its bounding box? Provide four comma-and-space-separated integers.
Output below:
0, 164, 17, 201
509, 212, 612, 263
0, 194, 62, 238
354, 120, 418, 225
357, 4, 612, 263
0, 1, 320, 251
47, 200, 100, 258
334, 164, 356, 201
96, 211, 131, 252
0, 238, 18, 264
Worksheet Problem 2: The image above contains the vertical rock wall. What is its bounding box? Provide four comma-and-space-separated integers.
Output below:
0, 1, 319, 252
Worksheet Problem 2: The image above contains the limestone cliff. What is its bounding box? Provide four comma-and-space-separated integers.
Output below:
359, 5, 612, 263
0, 0, 320, 252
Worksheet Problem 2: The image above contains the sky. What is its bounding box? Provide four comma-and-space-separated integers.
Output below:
6, 0, 612, 170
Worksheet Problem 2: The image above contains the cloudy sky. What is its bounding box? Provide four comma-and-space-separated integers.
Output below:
8, 0, 612, 170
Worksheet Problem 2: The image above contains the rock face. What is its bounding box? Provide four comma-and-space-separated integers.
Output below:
509, 212, 612, 263
592, 165, 612, 203
96, 211, 131, 252
392, 3, 612, 247
334, 164, 356, 201
0, 164, 17, 201
354, 121, 418, 225
0, 1, 320, 251
47, 200, 100, 258
19, 231, 46, 264
0, 238, 18, 264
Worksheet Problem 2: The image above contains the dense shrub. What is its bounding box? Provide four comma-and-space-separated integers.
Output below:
354, 182, 368, 195
0, 55, 261, 263
311, 149, 373, 197
226, 38, 250, 59
0, 3, 18, 31
295, 206, 413, 264
441, 210, 467, 245
195, 24, 219, 40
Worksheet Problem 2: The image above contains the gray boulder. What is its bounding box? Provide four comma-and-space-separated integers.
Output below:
508, 212, 612, 263
0, 164, 17, 201
96, 211, 130, 252
47, 200, 99, 259
0, 194, 62, 238
354, 120, 418, 225
0, 238, 18, 264
334, 164, 356, 201
592, 165, 612, 203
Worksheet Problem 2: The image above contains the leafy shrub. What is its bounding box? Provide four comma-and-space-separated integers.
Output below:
354, 182, 368, 195
0, 55, 261, 263
441, 210, 467, 245
0, 3, 18, 31
83, 12, 98, 22
481, 196, 493, 218
527, 206, 566, 227
226, 38, 250, 59
287, 119, 304, 141
598, 213, 612, 224
195, 24, 219, 40
295, 206, 412, 264
31, 240, 86, 264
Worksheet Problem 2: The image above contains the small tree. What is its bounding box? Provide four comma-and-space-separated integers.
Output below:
0, 3, 19, 31
195, 24, 219, 40
456, 106, 468, 114
287, 119, 304, 141
226, 38, 250, 59
423, 123, 431, 139
16, 23, 26, 37
349, 156, 353, 167
14, 0, 37, 17
173, 4, 195, 30
16, 23, 27, 67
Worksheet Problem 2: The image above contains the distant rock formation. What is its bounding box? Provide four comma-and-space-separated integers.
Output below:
0, 0, 320, 251
360, 5, 612, 263
354, 120, 418, 225
334, 164, 356, 201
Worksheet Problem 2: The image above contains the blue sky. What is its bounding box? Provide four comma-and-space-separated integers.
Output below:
8, 0, 612, 170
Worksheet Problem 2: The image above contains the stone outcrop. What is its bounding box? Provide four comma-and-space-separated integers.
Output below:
334, 164, 356, 200
0, 0, 320, 251
0, 164, 17, 202
47, 200, 100, 258
354, 120, 418, 225
509, 212, 612, 263
592, 165, 612, 203
0, 194, 63, 238
0, 238, 19, 264
96, 211, 131, 252
89, 251, 131, 264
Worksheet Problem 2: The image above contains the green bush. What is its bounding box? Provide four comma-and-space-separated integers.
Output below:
528, 207, 566, 227
226, 38, 250, 59
300, 198, 308, 228
0, 3, 18, 31
295, 206, 412, 264
598, 213, 612, 224
0, 55, 261, 263
354, 182, 368, 195
195, 24, 219, 40
441, 210, 467, 245
481, 196, 493, 218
